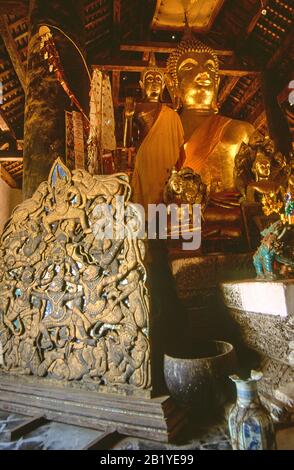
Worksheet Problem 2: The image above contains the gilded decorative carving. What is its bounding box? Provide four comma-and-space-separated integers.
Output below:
234, 131, 289, 216
164, 167, 207, 210
0, 159, 151, 391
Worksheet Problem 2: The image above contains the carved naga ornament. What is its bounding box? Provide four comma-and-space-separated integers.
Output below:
0, 159, 151, 392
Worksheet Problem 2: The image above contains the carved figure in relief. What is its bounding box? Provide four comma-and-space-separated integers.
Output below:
0, 159, 151, 391
43, 175, 90, 239
235, 132, 289, 216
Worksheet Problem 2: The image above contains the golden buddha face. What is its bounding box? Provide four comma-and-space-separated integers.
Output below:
177, 51, 219, 111
142, 70, 164, 103
253, 152, 271, 180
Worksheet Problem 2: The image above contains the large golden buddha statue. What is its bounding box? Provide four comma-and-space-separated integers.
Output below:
167, 34, 254, 191
166, 33, 255, 242
127, 55, 185, 212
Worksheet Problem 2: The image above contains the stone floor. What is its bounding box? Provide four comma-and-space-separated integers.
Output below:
0, 410, 293, 450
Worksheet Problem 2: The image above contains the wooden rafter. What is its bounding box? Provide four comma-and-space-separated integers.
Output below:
112, 71, 120, 107
266, 26, 294, 70
0, 112, 10, 132
245, 1, 270, 38
0, 163, 18, 188
0, 1, 28, 15
0, 15, 27, 91
94, 61, 260, 77
113, 0, 121, 51
0, 109, 16, 137
0, 150, 23, 161
0, 157, 23, 162
0, 70, 13, 81
218, 77, 240, 107
8, 110, 24, 122
232, 76, 261, 117
113, 0, 121, 25
2, 85, 21, 99
1, 94, 24, 110
253, 107, 266, 129
251, 82, 293, 130
120, 41, 234, 56
232, 26, 294, 124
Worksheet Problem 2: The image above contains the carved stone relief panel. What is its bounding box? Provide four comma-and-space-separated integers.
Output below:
0, 159, 151, 393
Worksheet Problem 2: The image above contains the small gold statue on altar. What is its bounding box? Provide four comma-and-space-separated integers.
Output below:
125, 54, 185, 211
234, 131, 289, 216
164, 167, 207, 209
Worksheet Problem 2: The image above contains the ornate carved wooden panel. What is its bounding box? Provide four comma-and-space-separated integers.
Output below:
0, 159, 151, 394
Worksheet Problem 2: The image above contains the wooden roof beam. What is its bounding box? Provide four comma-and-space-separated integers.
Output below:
250, 82, 292, 130
0, 163, 18, 188
266, 26, 294, 70
1, 94, 24, 110
232, 76, 261, 117
218, 77, 240, 107
7, 110, 24, 122
5, 16, 27, 30
113, 0, 121, 25
93, 62, 260, 77
0, 1, 28, 15
245, 1, 270, 38
120, 41, 234, 56
0, 70, 13, 81
112, 71, 120, 107
9, 167, 23, 177
234, 27, 294, 122
112, 0, 121, 53
0, 15, 27, 91
0, 150, 23, 161
0, 110, 16, 138
2, 85, 21, 99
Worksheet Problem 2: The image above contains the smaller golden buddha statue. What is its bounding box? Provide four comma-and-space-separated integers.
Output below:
127, 54, 185, 212
163, 167, 207, 208
235, 132, 288, 216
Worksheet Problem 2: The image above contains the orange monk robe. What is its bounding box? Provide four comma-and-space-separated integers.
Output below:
184, 115, 254, 239
132, 105, 184, 211
184, 115, 238, 194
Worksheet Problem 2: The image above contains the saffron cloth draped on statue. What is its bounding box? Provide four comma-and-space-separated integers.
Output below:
184, 115, 235, 194
132, 105, 184, 211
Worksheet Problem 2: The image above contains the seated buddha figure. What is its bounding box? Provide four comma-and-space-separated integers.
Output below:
235, 132, 288, 216
126, 54, 185, 212
166, 33, 255, 241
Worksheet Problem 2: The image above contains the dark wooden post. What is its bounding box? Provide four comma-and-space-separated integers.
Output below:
262, 70, 292, 157
23, 0, 88, 199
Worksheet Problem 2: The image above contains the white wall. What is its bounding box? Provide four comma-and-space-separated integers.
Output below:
0, 179, 22, 234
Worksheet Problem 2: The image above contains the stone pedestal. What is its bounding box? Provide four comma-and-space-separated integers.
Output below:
167, 248, 255, 341
221, 279, 294, 423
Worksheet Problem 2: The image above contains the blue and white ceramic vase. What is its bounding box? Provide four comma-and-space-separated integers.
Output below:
228, 371, 276, 450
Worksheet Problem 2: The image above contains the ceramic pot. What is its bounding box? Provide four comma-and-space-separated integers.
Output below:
228, 371, 276, 450
164, 340, 237, 413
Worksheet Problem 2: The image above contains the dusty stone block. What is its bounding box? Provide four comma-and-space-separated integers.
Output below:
275, 383, 294, 409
